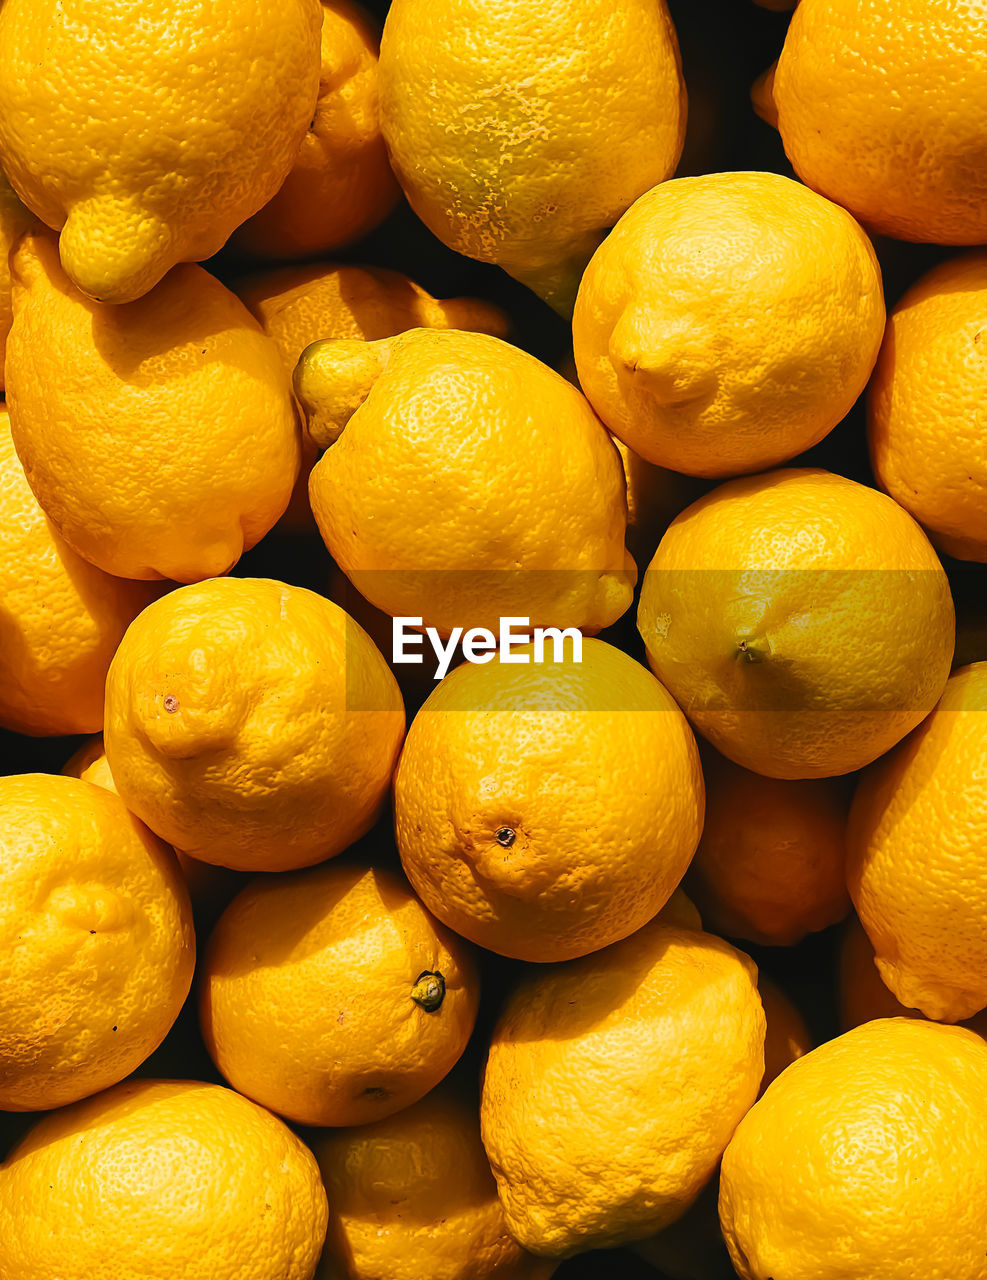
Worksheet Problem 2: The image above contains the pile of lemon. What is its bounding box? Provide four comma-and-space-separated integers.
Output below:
2, 1, 987, 1278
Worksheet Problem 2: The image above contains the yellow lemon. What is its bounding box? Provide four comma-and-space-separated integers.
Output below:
686, 754, 850, 946
200, 863, 479, 1127
838, 914, 987, 1039
104, 577, 404, 872
0, 774, 194, 1111
0, 410, 156, 736
378, 0, 686, 313
61, 735, 244, 924
848, 662, 987, 1022
312, 1086, 556, 1280
480, 921, 765, 1256
869, 251, 987, 561
236, 262, 509, 376
235, 262, 507, 533
234, 0, 399, 260
5, 231, 299, 582
768, 0, 987, 244
0, 1079, 329, 1280
295, 327, 634, 636
719, 1019, 987, 1280
573, 172, 884, 477
0, 0, 322, 302
637, 468, 954, 778
395, 639, 704, 962
0, 171, 33, 391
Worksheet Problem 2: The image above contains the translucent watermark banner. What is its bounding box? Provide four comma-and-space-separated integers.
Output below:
335, 567, 962, 713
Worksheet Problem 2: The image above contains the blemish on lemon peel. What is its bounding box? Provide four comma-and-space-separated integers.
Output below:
652, 611, 672, 641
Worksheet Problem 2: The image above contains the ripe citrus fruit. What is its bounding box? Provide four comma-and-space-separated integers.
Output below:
0, 410, 155, 736
0, 1079, 329, 1280
685, 754, 850, 946
200, 863, 479, 1127
767, 0, 987, 243
0, 0, 321, 302
5, 231, 299, 582
61, 736, 243, 923
311, 1086, 556, 1279
104, 577, 405, 873
378, 0, 686, 312
555, 357, 706, 561
294, 328, 635, 636
395, 638, 704, 962
637, 468, 955, 778
848, 662, 987, 1022
0, 171, 32, 392
0, 773, 194, 1111
720, 1019, 987, 1279
234, 0, 398, 260
235, 263, 507, 534
758, 978, 812, 1094
573, 172, 884, 477
236, 262, 508, 376
869, 251, 987, 561
838, 914, 987, 1039
480, 921, 765, 1255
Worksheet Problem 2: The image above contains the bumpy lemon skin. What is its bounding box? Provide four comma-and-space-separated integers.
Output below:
297, 327, 635, 638
869, 251, 987, 562
686, 755, 850, 946
236, 262, 509, 375
6, 231, 300, 583
0, 1079, 329, 1280
771, 0, 987, 244
200, 863, 479, 1127
637, 468, 955, 780
573, 172, 884, 478
0, 774, 194, 1112
395, 638, 704, 962
104, 578, 405, 873
378, 0, 686, 312
480, 922, 765, 1257
235, 263, 508, 534
0, 410, 157, 736
311, 1087, 557, 1280
234, 0, 399, 260
719, 1019, 987, 1280
847, 662, 987, 1023
0, 0, 322, 303
0, 170, 34, 391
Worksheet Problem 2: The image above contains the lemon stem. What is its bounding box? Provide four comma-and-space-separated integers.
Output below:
411, 970, 446, 1012
737, 636, 771, 664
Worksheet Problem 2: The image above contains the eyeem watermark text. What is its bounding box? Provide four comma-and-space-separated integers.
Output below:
392, 616, 583, 680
